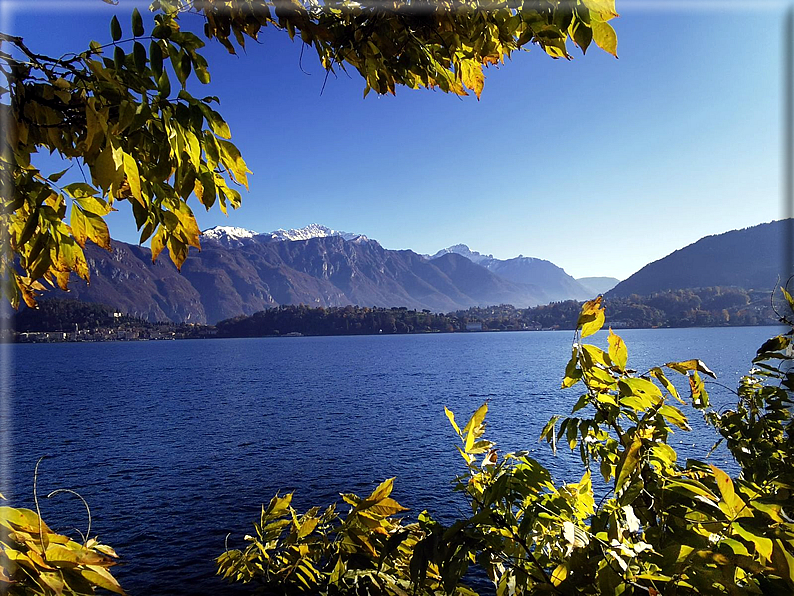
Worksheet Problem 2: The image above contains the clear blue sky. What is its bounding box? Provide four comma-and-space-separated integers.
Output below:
3, 0, 788, 279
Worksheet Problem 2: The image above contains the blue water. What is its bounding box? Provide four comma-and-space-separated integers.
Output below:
2, 326, 783, 595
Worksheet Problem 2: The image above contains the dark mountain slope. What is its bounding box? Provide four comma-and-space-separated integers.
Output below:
607, 219, 791, 298
62, 243, 207, 323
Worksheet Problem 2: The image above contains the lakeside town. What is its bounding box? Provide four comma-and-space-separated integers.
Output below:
6, 289, 777, 344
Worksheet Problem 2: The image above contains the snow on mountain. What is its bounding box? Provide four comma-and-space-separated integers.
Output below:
202, 223, 365, 247
431, 244, 494, 265
201, 226, 259, 247
265, 224, 365, 242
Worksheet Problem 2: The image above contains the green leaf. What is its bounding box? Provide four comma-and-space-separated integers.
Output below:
63, 182, 99, 199
150, 41, 163, 76
615, 436, 642, 491
193, 54, 211, 84
132, 8, 144, 37
114, 46, 125, 71
754, 335, 790, 361
571, 21, 592, 54
650, 367, 684, 404
47, 168, 69, 183
158, 69, 171, 97
110, 15, 122, 42
733, 521, 773, 563
133, 42, 146, 72
200, 105, 231, 139
658, 404, 690, 431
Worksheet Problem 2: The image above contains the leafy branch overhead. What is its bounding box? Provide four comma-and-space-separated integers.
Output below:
0, 0, 618, 309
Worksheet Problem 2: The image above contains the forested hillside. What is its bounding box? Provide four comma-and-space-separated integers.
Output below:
608, 220, 790, 297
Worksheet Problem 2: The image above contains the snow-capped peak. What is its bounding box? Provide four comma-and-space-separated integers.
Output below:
265, 224, 365, 243
202, 226, 259, 246
202, 224, 366, 247
431, 244, 494, 265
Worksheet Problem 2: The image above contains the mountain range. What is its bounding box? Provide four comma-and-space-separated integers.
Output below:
38, 219, 790, 325
55, 225, 594, 324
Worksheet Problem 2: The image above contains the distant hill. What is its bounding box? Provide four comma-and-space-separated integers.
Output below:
431, 245, 592, 302
607, 220, 791, 298
429, 253, 549, 306
577, 277, 620, 296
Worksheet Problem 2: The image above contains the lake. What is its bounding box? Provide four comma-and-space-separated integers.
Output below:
2, 326, 783, 594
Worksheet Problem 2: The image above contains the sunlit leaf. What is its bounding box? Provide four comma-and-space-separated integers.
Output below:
577, 296, 605, 338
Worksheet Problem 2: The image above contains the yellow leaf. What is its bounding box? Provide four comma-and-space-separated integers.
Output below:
367, 477, 394, 502
80, 566, 126, 595
649, 367, 684, 404
551, 563, 568, 586
172, 201, 201, 249
591, 20, 618, 57
70, 204, 88, 248
92, 144, 124, 192
561, 349, 582, 388
710, 464, 746, 519
658, 404, 690, 431
608, 329, 628, 370
619, 377, 663, 408
368, 497, 409, 517
82, 209, 111, 251
582, 0, 619, 21
733, 522, 773, 563
76, 196, 113, 216
444, 406, 462, 437
463, 403, 488, 453
44, 543, 107, 566
577, 296, 605, 338
167, 235, 188, 269
122, 153, 144, 206
665, 359, 716, 379
297, 517, 318, 538
150, 226, 167, 262
217, 139, 250, 190
459, 59, 484, 100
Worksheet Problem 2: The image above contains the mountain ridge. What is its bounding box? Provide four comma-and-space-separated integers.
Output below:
607, 219, 790, 298
57, 234, 556, 324
431, 243, 593, 302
